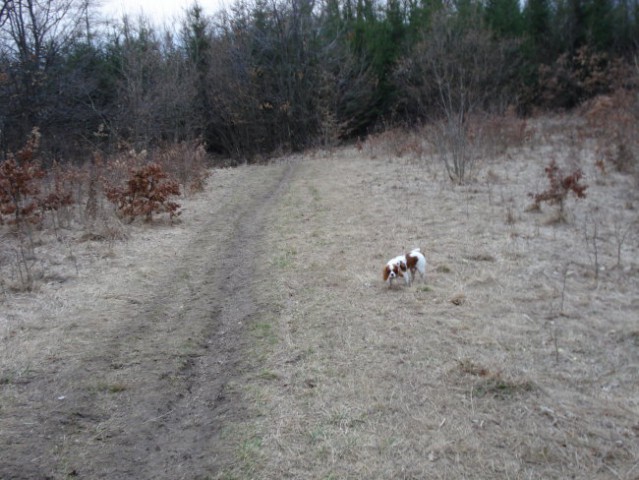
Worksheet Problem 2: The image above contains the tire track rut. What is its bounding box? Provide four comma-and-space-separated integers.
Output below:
0, 161, 294, 479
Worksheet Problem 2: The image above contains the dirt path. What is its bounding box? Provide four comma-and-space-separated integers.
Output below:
0, 161, 294, 479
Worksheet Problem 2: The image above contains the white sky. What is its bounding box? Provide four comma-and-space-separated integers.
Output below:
100, 0, 226, 26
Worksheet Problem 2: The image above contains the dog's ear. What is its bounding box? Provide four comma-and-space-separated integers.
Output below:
382, 266, 389, 281
399, 261, 407, 272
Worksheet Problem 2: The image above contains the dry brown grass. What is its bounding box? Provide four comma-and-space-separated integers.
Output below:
1, 114, 638, 479
233, 117, 638, 479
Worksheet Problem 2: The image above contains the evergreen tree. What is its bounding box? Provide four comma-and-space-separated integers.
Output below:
523, 0, 553, 59
485, 0, 523, 37
182, 4, 214, 144
585, 0, 614, 50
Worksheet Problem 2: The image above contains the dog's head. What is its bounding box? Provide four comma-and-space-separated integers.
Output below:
383, 257, 407, 281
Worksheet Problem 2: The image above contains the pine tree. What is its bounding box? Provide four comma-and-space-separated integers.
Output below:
485, 0, 524, 37
523, 0, 553, 59
182, 4, 213, 144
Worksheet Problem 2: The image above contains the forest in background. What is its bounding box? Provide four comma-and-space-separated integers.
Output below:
0, 0, 637, 162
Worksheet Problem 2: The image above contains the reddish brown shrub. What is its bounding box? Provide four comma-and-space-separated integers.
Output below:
39, 162, 76, 214
530, 159, 588, 215
0, 129, 45, 226
105, 163, 181, 222
535, 46, 630, 109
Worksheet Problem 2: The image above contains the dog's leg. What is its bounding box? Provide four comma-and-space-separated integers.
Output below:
405, 270, 412, 286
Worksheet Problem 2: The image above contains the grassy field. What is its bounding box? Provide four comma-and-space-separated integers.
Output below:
1, 114, 638, 479
231, 118, 639, 478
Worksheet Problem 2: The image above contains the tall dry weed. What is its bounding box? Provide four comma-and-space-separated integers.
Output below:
363, 128, 428, 162
585, 89, 639, 177
471, 108, 530, 158
155, 140, 211, 195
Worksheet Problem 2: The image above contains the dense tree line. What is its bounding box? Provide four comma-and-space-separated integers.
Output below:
0, 0, 637, 161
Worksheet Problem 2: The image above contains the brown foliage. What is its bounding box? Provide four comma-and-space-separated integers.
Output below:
0, 128, 45, 226
536, 46, 631, 109
585, 89, 638, 175
105, 163, 181, 222
39, 161, 78, 214
530, 159, 588, 214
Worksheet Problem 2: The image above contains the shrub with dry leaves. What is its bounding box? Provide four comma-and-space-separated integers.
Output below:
105, 163, 181, 223
529, 159, 588, 216
0, 128, 45, 226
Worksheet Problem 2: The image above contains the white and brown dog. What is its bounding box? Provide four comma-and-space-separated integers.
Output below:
383, 248, 426, 287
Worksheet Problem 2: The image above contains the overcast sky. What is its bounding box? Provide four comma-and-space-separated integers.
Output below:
100, 0, 226, 26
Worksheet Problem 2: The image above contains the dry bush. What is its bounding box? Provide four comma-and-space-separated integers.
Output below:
529, 158, 588, 218
103, 147, 147, 186
585, 89, 639, 176
155, 140, 211, 195
430, 109, 531, 183
362, 128, 428, 162
0, 128, 45, 227
39, 161, 83, 232
429, 118, 483, 183
104, 163, 182, 223
470, 108, 530, 158
0, 137, 202, 292
536, 46, 630, 109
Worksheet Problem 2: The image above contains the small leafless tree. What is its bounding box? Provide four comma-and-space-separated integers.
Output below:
611, 216, 635, 269
583, 214, 600, 283
396, 11, 519, 183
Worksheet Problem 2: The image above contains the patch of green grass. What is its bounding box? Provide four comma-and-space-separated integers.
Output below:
436, 264, 452, 273
107, 383, 128, 393
308, 185, 321, 201
273, 248, 297, 269
257, 369, 279, 381
465, 253, 496, 262
237, 435, 263, 473
308, 426, 326, 445
250, 321, 278, 345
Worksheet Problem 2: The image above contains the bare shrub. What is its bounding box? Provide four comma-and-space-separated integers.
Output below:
582, 214, 600, 282
474, 108, 530, 158
585, 89, 639, 176
155, 140, 211, 195
39, 161, 79, 233
431, 118, 481, 183
394, 12, 520, 183
611, 215, 635, 269
363, 128, 427, 162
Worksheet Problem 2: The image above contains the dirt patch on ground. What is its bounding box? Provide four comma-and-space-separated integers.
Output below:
1, 119, 639, 479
